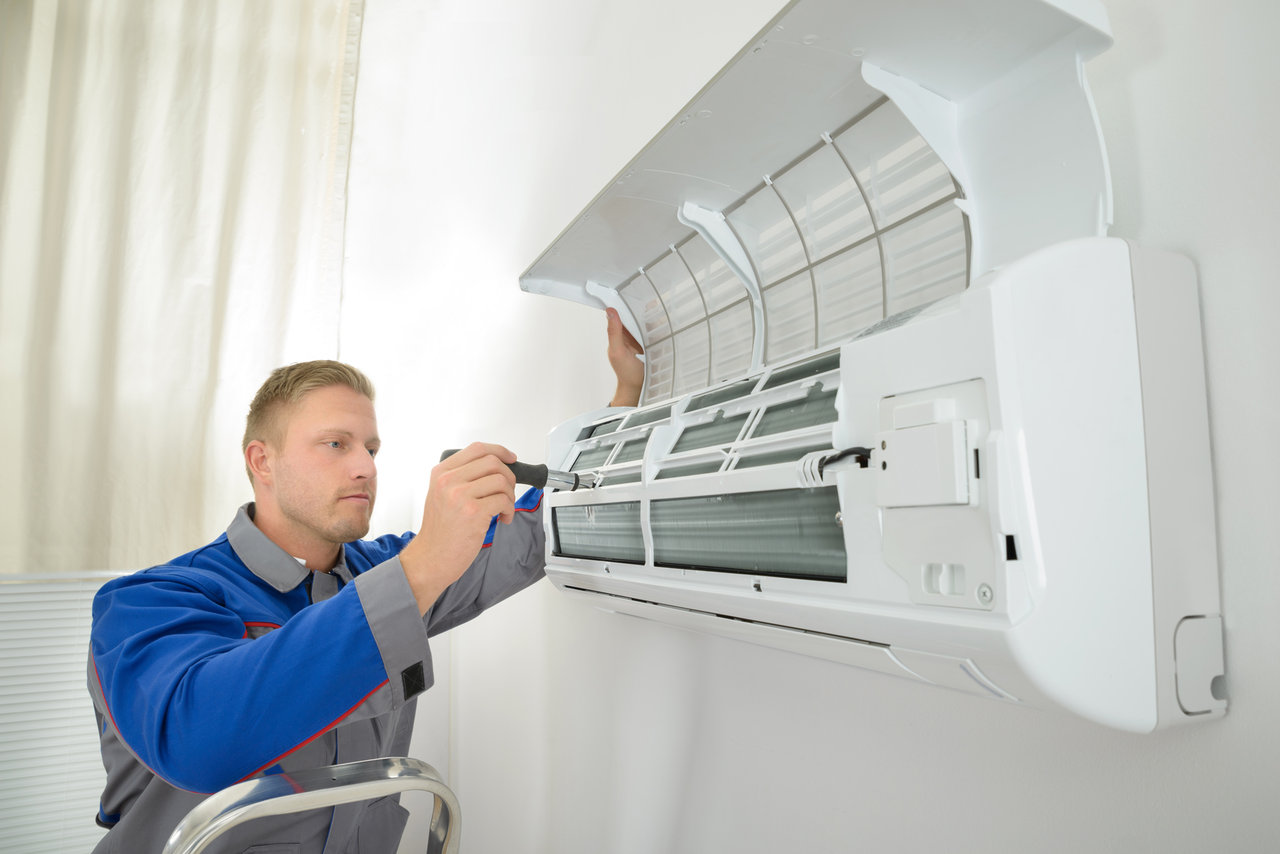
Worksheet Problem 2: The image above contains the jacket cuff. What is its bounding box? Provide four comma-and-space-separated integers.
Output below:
353, 559, 433, 705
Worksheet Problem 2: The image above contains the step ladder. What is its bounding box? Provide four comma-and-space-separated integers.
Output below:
161, 757, 460, 854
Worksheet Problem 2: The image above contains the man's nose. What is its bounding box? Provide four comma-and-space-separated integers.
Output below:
353, 451, 377, 479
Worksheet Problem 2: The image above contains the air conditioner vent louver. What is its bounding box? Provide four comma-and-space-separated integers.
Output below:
753, 387, 838, 438
656, 461, 725, 480
671, 413, 750, 453
652, 487, 846, 581
553, 502, 644, 564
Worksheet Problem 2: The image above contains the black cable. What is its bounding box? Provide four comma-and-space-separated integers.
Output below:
818, 446, 873, 476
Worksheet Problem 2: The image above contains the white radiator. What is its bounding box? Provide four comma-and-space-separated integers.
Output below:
0, 575, 120, 853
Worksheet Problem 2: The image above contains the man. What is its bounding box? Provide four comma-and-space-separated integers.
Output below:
88, 309, 643, 853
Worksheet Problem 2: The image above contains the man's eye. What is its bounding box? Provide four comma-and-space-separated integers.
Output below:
368, 448, 379, 458
327, 441, 343, 449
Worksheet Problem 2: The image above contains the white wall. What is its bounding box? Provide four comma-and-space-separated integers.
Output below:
343, 1, 1280, 851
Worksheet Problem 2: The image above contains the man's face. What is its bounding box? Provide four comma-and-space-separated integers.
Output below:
266, 384, 380, 547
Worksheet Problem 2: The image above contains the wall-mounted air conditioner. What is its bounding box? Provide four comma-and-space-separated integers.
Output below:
519, 0, 1226, 733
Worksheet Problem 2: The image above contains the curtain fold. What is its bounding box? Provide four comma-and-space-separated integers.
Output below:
0, 0, 365, 575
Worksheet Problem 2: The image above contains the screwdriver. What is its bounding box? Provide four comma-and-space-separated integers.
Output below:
439, 449, 598, 491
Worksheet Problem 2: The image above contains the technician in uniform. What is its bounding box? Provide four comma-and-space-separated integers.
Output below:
87, 310, 643, 853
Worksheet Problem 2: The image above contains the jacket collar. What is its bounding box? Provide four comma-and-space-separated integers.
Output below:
226, 503, 352, 592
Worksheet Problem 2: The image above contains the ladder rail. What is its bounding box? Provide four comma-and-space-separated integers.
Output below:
160, 757, 460, 854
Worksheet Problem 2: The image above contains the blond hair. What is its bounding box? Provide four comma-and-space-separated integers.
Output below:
242, 360, 375, 482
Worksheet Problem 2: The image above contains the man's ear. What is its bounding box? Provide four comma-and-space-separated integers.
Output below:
245, 440, 272, 487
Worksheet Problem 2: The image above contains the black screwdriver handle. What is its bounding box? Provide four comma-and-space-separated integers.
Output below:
439, 449, 549, 488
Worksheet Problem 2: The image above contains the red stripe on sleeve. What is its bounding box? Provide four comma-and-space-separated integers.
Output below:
234, 678, 390, 783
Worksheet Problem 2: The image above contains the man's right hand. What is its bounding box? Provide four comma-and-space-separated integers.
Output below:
399, 442, 518, 615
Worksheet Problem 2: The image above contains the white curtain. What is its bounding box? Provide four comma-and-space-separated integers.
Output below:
0, 0, 365, 576
0, 2, 364, 849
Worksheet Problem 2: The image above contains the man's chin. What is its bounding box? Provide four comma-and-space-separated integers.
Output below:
331, 514, 372, 544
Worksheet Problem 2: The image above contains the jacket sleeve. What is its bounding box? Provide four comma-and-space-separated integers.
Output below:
89, 491, 544, 795
424, 487, 547, 636
89, 560, 426, 794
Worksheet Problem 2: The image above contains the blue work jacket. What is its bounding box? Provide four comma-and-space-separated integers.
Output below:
88, 494, 543, 854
